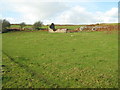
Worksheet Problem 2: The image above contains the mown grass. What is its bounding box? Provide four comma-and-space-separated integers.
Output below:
2, 30, 118, 88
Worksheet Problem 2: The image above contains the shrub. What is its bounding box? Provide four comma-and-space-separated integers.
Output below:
1, 19, 11, 33
0, 19, 2, 33
33, 21, 43, 30
20, 22, 26, 30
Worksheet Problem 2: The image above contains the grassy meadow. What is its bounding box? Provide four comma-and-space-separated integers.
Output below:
2, 28, 118, 88
10, 24, 83, 30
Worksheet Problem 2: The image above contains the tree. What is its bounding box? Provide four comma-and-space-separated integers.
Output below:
33, 21, 43, 30
20, 22, 26, 30
2, 19, 11, 33
0, 19, 2, 33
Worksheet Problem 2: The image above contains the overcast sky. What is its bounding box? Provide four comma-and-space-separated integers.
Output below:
0, 0, 119, 25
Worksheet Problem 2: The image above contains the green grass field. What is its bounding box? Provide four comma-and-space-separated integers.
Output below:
2, 30, 118, 88
10, 24, 82, 30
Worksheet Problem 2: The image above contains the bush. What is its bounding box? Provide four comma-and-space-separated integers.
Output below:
33, 21, 43, 30
1, 19, 11, 33
0, 19, 2, 33
20, 22, 26, 30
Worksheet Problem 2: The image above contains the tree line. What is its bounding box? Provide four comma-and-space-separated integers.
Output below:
0, 19, 43, 33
